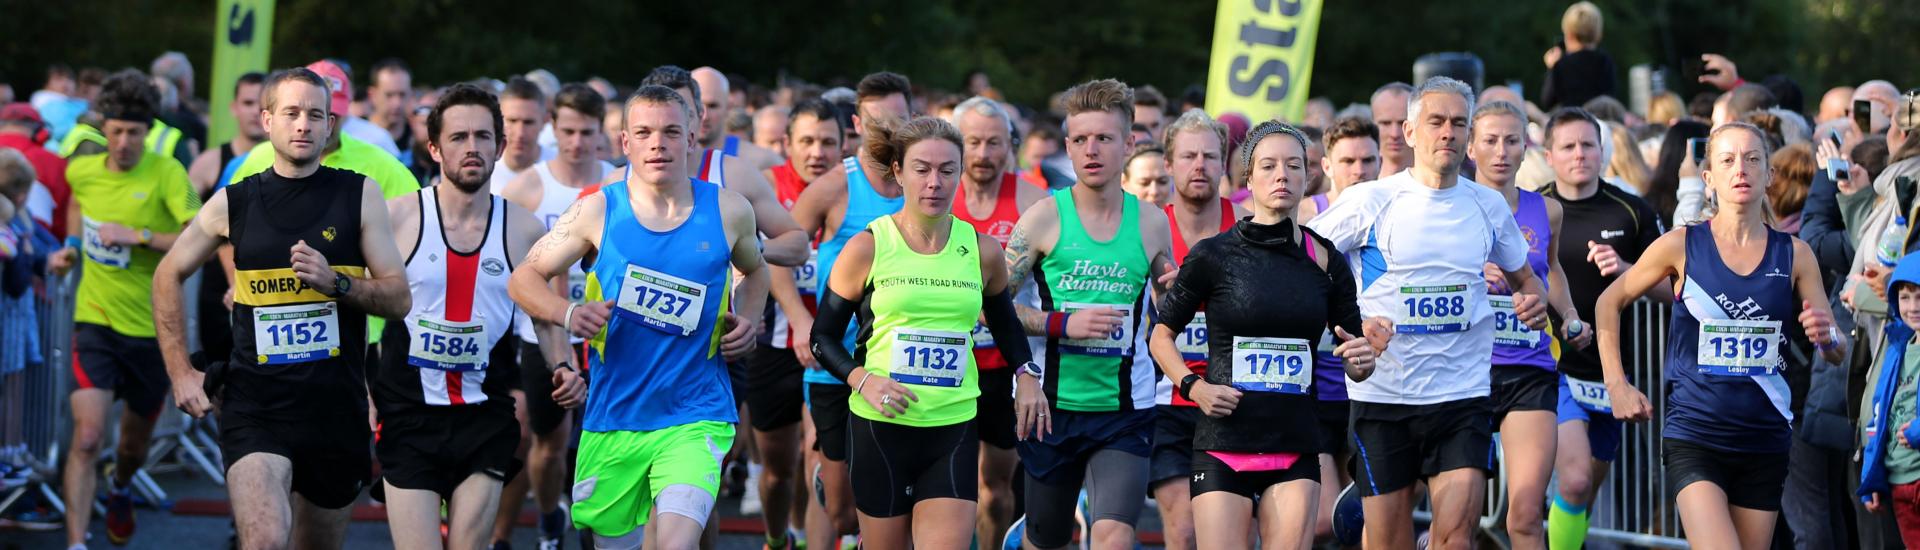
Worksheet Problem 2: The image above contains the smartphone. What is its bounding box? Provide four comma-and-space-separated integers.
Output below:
1831, 159, 1851, 181
1688, 137, 1709, 165
1856, 99, 1874, 133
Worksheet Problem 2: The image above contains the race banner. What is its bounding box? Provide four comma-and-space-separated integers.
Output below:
209, 0, 274, 146
1204, 0, 1323, 123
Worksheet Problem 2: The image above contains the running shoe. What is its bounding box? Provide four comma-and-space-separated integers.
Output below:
104, 484, 135, 544
538, 507, 567, 550
1331, 481, 1365, 546
1001, 515, 1026, 550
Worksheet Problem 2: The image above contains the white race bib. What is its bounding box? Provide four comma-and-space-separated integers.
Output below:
252, 302, 341, 365
1176, 312, 1209, 360
890, 328, 969, 387
81, 216, 131, 269
1696, 318, 1782, 376
406, 318, 488, 372
1490, 295, 1539, 348
971, 320, 995, 349
1397, 283, 1471, 334
1564, 376, 1612, 413
794, 248, 820, 295
1230, 337, 1312, 394
1059, 302, 1134, 357
615, 264, 708, 336
567, 268, 588, 304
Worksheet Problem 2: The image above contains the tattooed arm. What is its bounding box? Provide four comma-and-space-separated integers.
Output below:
511, 194, 608, 330
1006, 197, 1059, 334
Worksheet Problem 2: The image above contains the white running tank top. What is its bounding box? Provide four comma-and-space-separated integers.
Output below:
401, 189, 519, 406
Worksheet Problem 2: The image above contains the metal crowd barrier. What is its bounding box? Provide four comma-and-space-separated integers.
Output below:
0, 268, 76, 517
2, 264, 226, 524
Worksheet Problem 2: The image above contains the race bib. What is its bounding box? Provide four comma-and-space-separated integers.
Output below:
971, 320, 995, 349
1176, 312, 1209, 361
567, 268, 588, 304
615, 264, 708, 336
794, 248, 820, 295
406, 317, 487, 372
252, 302, 341, 365
1397, 284, 1470, 334
1564, 376, 1612, 413
1490, 295, 1539, 348
1059, 302, 1134, 357
1230, 337, 1312, 394
81, 216, 131, 269
1696, 318, 1782, 376
890, 328, 969, 387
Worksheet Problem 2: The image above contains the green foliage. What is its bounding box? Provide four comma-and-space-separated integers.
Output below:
1, 0, 1912, 115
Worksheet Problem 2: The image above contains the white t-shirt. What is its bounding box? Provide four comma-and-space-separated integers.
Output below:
1304, 170, 1531, 405
343, 116, 401, 157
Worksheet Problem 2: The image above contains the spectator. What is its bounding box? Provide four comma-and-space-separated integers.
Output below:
1647, 91, 1686, 127
1769, 143, 1814, 233
1606, 121, 1652, 196
149, 51, 205, 147
1819, 86, 1857, 125
1540, 1, 1616, 109
0, 103, 69, 238
1644, 119, 1710, 223
1713, 83, 1777, 127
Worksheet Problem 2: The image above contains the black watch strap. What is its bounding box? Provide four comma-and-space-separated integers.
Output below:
1178, 373, 1203, 400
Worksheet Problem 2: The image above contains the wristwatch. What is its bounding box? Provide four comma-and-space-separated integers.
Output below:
553, 362, 576, 373
324, 272, 352, 298
138, 228, 153, 246
1015, 361, 1044, 379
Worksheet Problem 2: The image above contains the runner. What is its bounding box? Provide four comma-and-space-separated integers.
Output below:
494, 82, 614, 550
1121, 144, 1169, 208
1305, 77, 1550, 550
638, 66, 808, 266
46, 71, 198, 549
1536, 108, 1666, 550
1001, 78, 1179, 550
787, 71, 915, 550
508, 84, 768, 549
807, 114, 1039, 548
374, 82, 586, 550
1469, 102, 1593, 550
692, 67, 783, 172
1144, 109, 1244, 550
749, 97, 845, 550
487, 78, 550, 194
224, 61, 420, 199
947, 96, 1044, 548
1594, 121, 1845, 549
1296, 116, 1380, 224
188, 72, 265, 195
152, 66, 413, 550
1370, 83, 1414, 177
1151, 119, 1382, 550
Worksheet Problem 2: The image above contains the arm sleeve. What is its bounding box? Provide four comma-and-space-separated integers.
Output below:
1320, 234, 1365, 337
809, 289, 862, 383
981, 290, 1033, 366
1153, 244, 1214, 333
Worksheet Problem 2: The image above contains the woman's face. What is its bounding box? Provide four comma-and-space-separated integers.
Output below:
1703, 128, 1772, 208
1245, 133, 1308, 215
896, 139, 963, 217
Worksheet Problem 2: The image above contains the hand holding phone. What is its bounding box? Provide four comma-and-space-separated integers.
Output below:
1688, 137, 1709, 165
